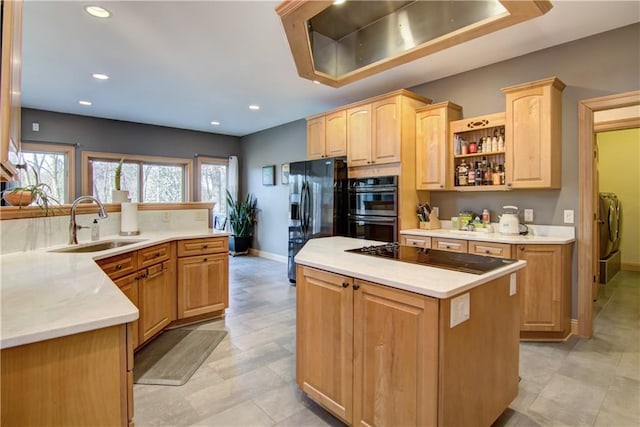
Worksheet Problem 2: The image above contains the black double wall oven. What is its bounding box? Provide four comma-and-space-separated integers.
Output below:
347, 176, 398, 242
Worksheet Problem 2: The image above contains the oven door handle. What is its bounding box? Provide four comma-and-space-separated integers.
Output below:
349, 215, 397, 223
349, 187, 397, 193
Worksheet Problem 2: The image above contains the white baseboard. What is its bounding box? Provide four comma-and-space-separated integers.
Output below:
248, 248, 287, 263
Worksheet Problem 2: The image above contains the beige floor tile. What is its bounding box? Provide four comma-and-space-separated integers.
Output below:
211, 341, 292, 380
197, 400, 275, 427
616, 352, 640, 381
593, 408, 640, 427
252, 382, 307, 422
600, 375, 640, 422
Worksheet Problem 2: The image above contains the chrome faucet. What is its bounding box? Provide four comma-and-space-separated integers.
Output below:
69, 196, 108, 244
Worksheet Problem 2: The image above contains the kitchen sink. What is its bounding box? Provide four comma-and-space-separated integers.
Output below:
49, 239, 146, 253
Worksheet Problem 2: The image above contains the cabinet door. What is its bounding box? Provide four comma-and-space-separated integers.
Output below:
432, 237, 468, 253
468, 241, 513, 259
114, 273, 140, 349
139, 261, 173, 343
296, 266, 353, 424
347, 104, 372, 167
325, 110, 347, 158
307, 116, 326, 160
177, 253, 228, 319
517, 244, 562, 331
353, 280, 439, 427
0, 0, 23, 180
371, 97, 401, 165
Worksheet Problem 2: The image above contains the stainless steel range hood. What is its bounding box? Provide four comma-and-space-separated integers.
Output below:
276, 0, 553, 87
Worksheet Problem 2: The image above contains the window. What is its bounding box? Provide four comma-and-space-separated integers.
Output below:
82, 152, 193, 203
197, 156, 228, 214
17, 142, 75, 203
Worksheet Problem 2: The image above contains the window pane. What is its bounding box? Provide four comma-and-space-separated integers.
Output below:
19, 152, 67, 203
143, 164, 184, 202
200, 163, 228, 214
92, 160, 140, 203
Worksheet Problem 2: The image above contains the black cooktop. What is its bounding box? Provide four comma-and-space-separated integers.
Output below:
345, 243, 517, 275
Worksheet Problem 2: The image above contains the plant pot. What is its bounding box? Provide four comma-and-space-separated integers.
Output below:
3, 190, 34, 206
112, 190, 130, 203
229, 236, 252, 256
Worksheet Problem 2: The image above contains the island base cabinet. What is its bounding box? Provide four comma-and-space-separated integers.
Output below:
139, 259, 175, 344
177, 253, 229, 319
297, 265, 520, 427
353, 280, 439, 427
1, 325, 129, 426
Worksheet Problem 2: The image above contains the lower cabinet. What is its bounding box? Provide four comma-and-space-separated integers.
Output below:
296, 265, 518, 427
115, 273, 140, 349
177, 237, 229, 319
517, 243, 573, 340
139, 259, 175, 343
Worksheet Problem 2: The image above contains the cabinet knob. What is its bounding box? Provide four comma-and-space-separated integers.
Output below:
485, 250, 490, 254
342, 282, 349, 288
366, 161, 371, 164
440, 185, 444, 188
520, 246, 525, 251
203, 244, 208, 249
203, 258, 208, 262
155, 252, 161, 257
115, 264, 123, 270
507, 183, 512, 187
353, 283, 360, 290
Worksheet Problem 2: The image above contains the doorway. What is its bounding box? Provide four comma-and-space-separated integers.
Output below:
577, 91, 640, 338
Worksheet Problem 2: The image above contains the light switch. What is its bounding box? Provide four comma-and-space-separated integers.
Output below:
524, 209, 533, 222
32, 122, 40, 132
563, 210, 574, 224
450, 293, 470, 328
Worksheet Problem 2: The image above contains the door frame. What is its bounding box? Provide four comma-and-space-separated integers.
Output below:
577, 90, 640, 338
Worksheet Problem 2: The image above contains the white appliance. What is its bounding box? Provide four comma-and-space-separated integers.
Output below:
499, 205, 521, 235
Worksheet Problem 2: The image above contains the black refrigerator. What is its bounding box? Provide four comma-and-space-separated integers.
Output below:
288, 157, 348, 283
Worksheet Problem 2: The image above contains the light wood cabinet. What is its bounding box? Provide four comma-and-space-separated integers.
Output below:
432, 237, 468, 253
139, 259, 174, 343
115, 273, 140, 349
1, 325, 130, 426
307, 110, 347, 160
346, 104, 372, 167
177, 236, 229, 319
400, 234, 431, 248
96, 251, 138, 279
503, 77, 565, 189
0, 0, 22, 181
468, 240, 513, 258
297, 264, 519, 427
516, 243, 573, 340
416, 102, 462, 190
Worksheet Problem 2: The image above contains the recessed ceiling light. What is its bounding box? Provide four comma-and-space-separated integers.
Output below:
211, 121, 221, 126
92, 73, 109, 80
85, 5, 111, 18
78, 100, 92, 106
249, 105, 260, 110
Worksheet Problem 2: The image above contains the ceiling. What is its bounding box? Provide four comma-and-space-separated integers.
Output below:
21, 1, 640, 138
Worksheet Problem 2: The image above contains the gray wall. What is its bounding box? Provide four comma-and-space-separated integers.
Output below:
240, 119, 307, 256
21, 108, 242, 200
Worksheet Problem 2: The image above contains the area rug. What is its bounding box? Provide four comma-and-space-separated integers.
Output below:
134, 328, 227, 386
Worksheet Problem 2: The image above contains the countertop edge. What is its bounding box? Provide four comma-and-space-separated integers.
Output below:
400, 228, 575, 244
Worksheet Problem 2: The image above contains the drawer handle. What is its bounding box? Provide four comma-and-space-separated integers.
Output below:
520, 246, 525, 251
147, 269, 167, 280
116, 264, 123, 270
137, 272, 147, 280
485, 250, 490, 254
203, 258, 208, 262
342, 282, 349, 288
154, 252, 161, 258
353, 283, 360, 290
203, 244, 208, 249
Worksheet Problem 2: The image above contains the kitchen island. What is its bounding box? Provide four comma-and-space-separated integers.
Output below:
294, 236, 527, 427
0, 229, 229, 426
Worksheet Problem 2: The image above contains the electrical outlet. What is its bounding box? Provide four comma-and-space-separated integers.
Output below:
450, 293, 470, 328
563, 209, 574, 224
524, 209, 534, 222
432, 207, 439, 218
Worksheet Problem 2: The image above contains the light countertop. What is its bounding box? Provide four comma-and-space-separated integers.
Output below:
0, 229, 230, 349
294, 236, 526, 299
401, 223, 575, 245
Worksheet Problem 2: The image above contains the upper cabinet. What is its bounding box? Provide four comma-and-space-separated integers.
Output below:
502, 77, 565, 189
347, 91, 431, 168
0, 0, 23, 181
307, 110, 347, 160
416, 102, 462, 190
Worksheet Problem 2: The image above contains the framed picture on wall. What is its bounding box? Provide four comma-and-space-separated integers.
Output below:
262, 165, 276, 186
281, 163, 289, 185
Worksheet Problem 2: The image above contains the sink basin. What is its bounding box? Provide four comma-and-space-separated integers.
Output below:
49, 239, 146, 253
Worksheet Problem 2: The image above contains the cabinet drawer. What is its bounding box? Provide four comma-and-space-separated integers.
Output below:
400, 235, 431, 248
138, 243, 171, 269
432, 237, 467, 253
468, 241, 513, 259
178, 237, 228, 257
96, 252, 138, 280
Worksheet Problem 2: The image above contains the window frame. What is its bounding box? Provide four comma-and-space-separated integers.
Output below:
20, 141, 76, 203
196, 155, 229, 211
82, 151, 193, 203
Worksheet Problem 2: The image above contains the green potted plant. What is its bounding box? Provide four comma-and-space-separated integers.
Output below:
226, 190, 257, 256
2, 163, 61, 215
112, 158, 130, 203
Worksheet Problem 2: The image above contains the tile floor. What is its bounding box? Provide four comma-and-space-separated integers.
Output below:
134, 256, 640, 427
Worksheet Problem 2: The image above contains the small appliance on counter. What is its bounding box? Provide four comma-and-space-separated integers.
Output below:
498, 205, 528, 235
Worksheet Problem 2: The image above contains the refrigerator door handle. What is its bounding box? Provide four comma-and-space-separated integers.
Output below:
304, 182, 311, 233
300, 181, 307, 234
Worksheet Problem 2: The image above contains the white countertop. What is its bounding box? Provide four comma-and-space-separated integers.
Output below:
295, 237, 527, 299
401, 223, 575, 245
0, 229, 230, 349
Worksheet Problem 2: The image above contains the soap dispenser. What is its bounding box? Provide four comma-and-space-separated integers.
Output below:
91, 219, 100, 241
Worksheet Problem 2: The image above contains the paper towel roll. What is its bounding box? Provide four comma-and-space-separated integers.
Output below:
120, 202, 140, 235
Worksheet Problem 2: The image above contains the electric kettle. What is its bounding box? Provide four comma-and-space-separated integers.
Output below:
499, 206, 520, 235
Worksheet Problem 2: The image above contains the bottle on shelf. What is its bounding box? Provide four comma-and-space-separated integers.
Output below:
483, 160, 492, 185
492, 164, 501, 185
458, 160, 468, 186
468, 162, 476, 185
454, 135, 462, 156
498, 131, 505, 151
491, 132, 498, 152
482, 209, 490, 224
498, 164, 505, 185
475, 162, 483, 186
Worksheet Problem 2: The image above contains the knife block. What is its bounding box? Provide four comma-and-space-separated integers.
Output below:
419, 212, 441, 230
